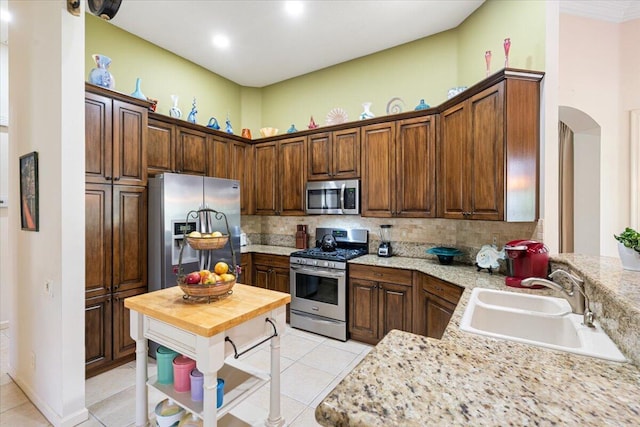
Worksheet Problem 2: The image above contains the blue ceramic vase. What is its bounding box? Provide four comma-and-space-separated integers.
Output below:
89, 54, 115, 89
130, 78, 146, 100
414, 99, 430, 111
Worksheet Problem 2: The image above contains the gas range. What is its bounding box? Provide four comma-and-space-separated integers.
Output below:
290, 228, 368, 270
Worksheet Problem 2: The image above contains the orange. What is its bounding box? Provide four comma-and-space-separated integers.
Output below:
214, 262, 229, 275
220, 273, 235, 283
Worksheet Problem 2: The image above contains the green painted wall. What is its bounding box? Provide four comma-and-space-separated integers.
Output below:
261, 30, 459, 133
85, 14, 241, 129
85, 0, 546, 136
457, 0, 546, 86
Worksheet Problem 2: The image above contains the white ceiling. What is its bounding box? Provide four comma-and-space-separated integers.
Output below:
101, 0, 640, 88
106, 0, 485, 88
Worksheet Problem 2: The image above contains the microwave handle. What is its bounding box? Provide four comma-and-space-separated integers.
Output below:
340, 183, 346, 214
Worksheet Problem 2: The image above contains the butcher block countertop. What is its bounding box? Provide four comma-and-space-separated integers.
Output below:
124, 284, 290, 337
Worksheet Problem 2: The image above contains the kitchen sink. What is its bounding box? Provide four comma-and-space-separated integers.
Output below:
460, 288, 627, 362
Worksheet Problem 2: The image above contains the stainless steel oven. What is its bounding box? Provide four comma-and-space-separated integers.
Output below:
290, 228, 368, 341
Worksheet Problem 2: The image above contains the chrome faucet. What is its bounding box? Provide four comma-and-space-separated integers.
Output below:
521, 269, 595, 328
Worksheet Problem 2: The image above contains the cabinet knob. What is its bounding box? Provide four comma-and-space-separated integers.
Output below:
105, 176, 112, 181
113, 176, 120, 181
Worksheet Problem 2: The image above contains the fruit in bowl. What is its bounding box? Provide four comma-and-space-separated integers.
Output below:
185, 271, 201, 284
181, 268, 235, 285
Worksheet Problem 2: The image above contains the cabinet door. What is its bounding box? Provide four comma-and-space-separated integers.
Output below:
177, 127, 208, 175
85, 184, 112, 298
278, 137, 306, 215
230, 141, 253, 215
348, 278, 379, 344
468, 83, 505, 220
414, 274, 461, 339
440, 102, 469, 219
147, 118, 176, 175
254, 142, 278, 215
395, 116, 436, 218
253, 263, 270, 289
239, 253, 252, 285
271, 266, 290, 294
208, 136, 230, 178
112, 100, 148, 186
361, 123, 395, 217
378, 282, 413, 337
423, 292, 456, 339
85, 294, 112, 374
112, 186, 147, 293
85, 92, 113, 184
332, 128, 360, 179
307, 132, 332, 180
112, 287, 146, 360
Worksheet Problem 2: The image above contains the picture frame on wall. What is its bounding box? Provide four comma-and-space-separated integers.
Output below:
19, 151, 39, 231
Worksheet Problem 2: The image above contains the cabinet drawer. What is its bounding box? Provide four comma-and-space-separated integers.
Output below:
421, 276, 463, 305
252, 253, 290, 269
349, 264, 412, 285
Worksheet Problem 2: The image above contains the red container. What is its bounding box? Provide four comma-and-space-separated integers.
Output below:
504, 240, 549, 288
172, 355, 196, 393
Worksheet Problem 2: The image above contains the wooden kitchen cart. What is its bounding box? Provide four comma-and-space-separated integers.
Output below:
124, 284, 291, 427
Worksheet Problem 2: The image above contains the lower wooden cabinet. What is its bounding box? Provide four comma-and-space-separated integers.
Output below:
348, 265, 413, 345
85, 287, 146, 378
239, 252, 253, 285
413, 273, 463, 339
250, 253, 290, 321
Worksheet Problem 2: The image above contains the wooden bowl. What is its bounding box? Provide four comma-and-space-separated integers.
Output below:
186, 235, 229, 250
178, 276, 236, 299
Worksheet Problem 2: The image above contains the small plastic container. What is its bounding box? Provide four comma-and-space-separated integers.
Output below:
216, 378, 225, 409
156, 346, 179, 385
172, 355, 196, 393
154, 398, 185, 427
189, 369, 203, 401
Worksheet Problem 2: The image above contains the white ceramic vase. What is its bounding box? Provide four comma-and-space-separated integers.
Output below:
359, 102, 375, 120
617, 242, 640, 271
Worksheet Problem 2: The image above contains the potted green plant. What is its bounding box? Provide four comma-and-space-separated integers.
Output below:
614, 227, 640, 271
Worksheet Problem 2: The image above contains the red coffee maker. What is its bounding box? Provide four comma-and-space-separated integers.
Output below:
504, 240, 549, 288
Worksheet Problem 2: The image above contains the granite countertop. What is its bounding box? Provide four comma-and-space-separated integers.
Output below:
240, 244, 298, 257
316, 254, 640, 426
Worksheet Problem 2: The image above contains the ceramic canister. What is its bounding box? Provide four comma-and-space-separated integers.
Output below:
189, 369, 204, 401
156, 346, 179, 385
172, 355, 196, 393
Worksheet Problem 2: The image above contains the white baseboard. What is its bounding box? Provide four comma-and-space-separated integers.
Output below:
0, 320, 8, 330
13, 375, 89, 427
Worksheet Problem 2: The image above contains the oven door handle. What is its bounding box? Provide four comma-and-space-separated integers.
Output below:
339, 183, 346, 214
291, 265, 345, 278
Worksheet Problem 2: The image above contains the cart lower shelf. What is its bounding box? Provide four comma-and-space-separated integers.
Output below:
149, 359, 269, 422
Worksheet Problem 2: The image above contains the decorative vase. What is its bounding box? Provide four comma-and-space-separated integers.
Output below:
618, 242, 640, 271
225, 116, 233, 134
485, 50, 492, 76
504, 38, 511, 68
287, 124, 297, 133
414, 99, 430, 111
308, 116, 318, 129
130, 78, 146, 100
187, 98, 197, 124
241, 128, 252, 138
359, 102, 375, 120
89, 54, 115, 89
169, 95, 182, 118
207, 117, 220, 130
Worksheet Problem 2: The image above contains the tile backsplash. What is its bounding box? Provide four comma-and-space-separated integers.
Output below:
241, 215, 542, 264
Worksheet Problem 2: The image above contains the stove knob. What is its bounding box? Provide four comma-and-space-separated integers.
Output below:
322, 261, 329, 267
328, 262, 334, 268
313, 260, 318, 266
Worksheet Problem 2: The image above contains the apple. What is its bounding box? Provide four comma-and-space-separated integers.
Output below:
211, 231, 223, 237
199, 270, 211, 280
203, 273, 216, 285
185, 272, 201, 284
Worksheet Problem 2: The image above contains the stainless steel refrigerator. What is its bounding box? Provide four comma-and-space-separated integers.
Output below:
148, 173, 241, 293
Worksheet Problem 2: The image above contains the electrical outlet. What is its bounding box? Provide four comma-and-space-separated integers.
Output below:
44, 280, 53, 298
492, 234, 499, 247
30, 351, 36, 370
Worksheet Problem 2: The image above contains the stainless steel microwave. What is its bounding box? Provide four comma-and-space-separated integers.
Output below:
306, 179, 360, 215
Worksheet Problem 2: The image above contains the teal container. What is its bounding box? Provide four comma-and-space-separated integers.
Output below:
156, 346, 179, 385
216, 378, 225, 409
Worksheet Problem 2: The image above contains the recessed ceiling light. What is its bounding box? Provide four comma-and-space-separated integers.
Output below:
284, 1, 303, 17
212, 34, 230, 49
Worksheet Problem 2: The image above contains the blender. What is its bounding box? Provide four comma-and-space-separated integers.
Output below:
377, 224, 392, 257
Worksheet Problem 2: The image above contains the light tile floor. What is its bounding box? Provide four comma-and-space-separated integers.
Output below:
0, 326, 371, 426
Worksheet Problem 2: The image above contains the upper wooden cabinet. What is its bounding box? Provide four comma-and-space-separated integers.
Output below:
440, 76, 540, 221
208, 136, 231, 179
176, 127, 208, 176
307, 128, 360, 180
361, 116, 437, 218
254, 136, 306, 215
85, 89, 148, 186
230, 141, 253, 215
147, 117, 176, 175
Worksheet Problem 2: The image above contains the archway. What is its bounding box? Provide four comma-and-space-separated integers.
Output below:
558, 106, 601, 255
